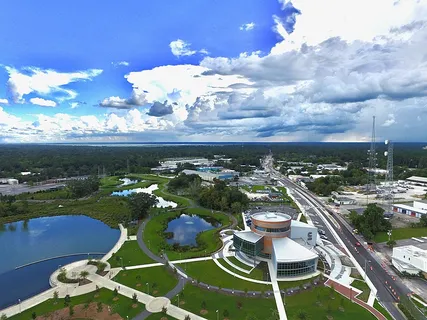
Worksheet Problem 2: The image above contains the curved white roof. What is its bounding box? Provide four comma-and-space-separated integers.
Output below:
272, 237, 318, 262
252, 211, 291, 223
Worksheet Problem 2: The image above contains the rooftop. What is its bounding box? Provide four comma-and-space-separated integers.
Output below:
406, 176, 427, 183
393, 203, 427, 214
252, 211, 292, 223
272, 237, 318, 262
234, 231, 263, 243
394, 245, 427, 259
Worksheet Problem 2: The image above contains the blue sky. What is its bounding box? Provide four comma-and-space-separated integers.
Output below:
0, 0, 427, 143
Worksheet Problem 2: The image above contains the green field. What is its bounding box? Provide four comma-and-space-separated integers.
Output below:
374, 227, 427, 243
113, 266, 178, 297
8, 288, 144, 320
278, 278, 316, 291
184, 259, 271, 291
285, 286, 377, 320
108, 240, 154, 267
170, 283, 276, 320
217, 258, 265, 281
226, 256, 252, 271
143, 207, 231, 260
351, 279, 370, 302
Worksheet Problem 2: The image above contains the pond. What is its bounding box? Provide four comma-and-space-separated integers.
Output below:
119, 178, 138, 186
0, 215, 120, 309
111, 184, 177, 208
165, 214, 221, 246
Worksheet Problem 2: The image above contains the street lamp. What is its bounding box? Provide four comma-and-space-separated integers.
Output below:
18, 299, 21, 313
387, 230, 392, 241
146, 282, 149, 295
364, 259, 371, 280
120, 257, 123, 268
177, 294, 180, 306
216, 309, 219, 320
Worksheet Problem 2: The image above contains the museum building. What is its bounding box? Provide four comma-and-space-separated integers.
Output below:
233, 211, 319, 278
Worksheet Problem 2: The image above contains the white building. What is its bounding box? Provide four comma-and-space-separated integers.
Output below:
317, 164, 347, 172
392, 245, 427, 275
7, 179, 19, 185
393, 200, 427, 218
20, 172, 32, 176
181, 169, 239, 182
406, 176, 427, 187
333, 196, 357, 205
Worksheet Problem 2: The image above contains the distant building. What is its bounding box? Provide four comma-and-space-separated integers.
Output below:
7, 179, 19, 185
20, 172, 32, 176
181, 169, 239, 182
393, 200, 427, 218
392, 245, 427, 276
405, 176, 427, 187
333, 196, 356, 205
317, 164, 346, 172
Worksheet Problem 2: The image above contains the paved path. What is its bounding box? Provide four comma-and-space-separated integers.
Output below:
102, 224, 127, 263
267, 261, 288, 320
325, 279, 387, 320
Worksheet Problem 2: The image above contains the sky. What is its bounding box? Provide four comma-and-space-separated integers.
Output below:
1, 0, 427, 143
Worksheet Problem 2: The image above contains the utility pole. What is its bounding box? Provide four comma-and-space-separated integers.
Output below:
366, 116, 377, 205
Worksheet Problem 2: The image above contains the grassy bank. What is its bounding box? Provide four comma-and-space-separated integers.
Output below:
108, 240, 154, 267
374, 227, 427, 243
351, 279, 370, 302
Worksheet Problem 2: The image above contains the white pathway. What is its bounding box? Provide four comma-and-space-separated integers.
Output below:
101, 224, 127, 263
267, 261, 287, 320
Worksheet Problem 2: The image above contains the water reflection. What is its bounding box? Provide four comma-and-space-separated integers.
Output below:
111, 184, 177, 208
165, 214, 220, 246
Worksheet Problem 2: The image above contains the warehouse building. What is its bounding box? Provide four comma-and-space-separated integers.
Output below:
405, 176, 427, 187
181, 169, 239, 182
393, 200, 427, 218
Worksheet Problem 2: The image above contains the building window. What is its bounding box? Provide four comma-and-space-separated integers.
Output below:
254, 225, 290, 233
276, 258, 317, 278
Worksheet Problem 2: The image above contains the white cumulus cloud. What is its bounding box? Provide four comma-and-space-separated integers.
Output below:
112, 61, 130, 67
0, 98, 8, 104
29, 98, 57, 107
5, 66, 102, 103
169, 39, 207, 57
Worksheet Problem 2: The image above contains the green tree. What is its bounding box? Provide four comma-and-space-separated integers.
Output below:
113, 288, 118, 297
53, 290, 59, 303
201, 301, 207, 309
184, 315, 191, 320
128, 192, 158, 221
419, 214, 427, 227
162, 306, 168, 314
132, 293, 138, 303
69, 305, 74, 316
31, 312, 37, 320
223, 309, 230, 318
1, 314, 8, 320
97, 301, 103, 313
80, 270, 89, 280
231, 201, 243, 214
387, 239, 397, 248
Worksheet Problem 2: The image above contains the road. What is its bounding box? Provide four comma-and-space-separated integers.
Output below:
263, 156, 408, 320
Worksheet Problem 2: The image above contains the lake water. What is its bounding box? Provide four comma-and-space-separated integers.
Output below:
165, 214, 220, 246
0, 215, 119, 309
111, 184, 177, 208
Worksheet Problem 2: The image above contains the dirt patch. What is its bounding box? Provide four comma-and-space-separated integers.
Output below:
200, 309, 208, 315
132, 304, 138, 308
179, 301, 185, 305
136, 283, 141, 287
153, 290, 159, 295
98, 271, 108, 277
35, 302, 122, 320
160, 317, 168, 320
79, 279, 92, 286
122, 273, 127, 277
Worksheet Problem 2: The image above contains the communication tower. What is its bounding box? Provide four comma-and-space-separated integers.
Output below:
384, 140, 394, 215
366, 116, 377, 199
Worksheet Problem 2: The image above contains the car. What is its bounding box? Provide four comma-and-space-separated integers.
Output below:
320, 235, 328, 240
353, 229, 359, 234
355, 241, 361, 247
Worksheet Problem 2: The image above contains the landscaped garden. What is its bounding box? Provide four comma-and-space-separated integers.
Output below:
143, 207, 231, 260
183, 260, 272, 292
113, 266, 178, 297
351, 279, 370, 302
7, 288, 144, 320
169, 283, 277, 320
108, 240, 154, 267
217, 258, 265, 281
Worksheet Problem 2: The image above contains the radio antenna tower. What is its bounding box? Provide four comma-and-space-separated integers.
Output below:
366, 116, 377, 202
384, 140, 394, 215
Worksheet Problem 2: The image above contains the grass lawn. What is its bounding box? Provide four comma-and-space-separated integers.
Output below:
374, 300, 394, 320
113, 266, 178, 297
16, 188, 71, 200
144, 207, 231, 260
278, 278, 316, 291
226, 256, 252, 271
108, 241, 154, 267
8, 288, 144, 320
217, 258, 265, 281
351, 279, 370, 302
184, 259, 272, 291
170, 283, 277, 320
374, 227, 427, 243
285, 287, 377, 320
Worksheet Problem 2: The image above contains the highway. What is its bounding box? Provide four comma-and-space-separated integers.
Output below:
264, 156, 409, 320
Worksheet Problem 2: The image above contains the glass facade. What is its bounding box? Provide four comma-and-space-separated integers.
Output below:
276, 258, 317, 278
233, 234, 263, 257
253, 225, 290, 233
